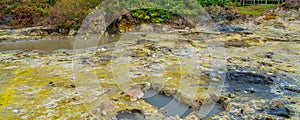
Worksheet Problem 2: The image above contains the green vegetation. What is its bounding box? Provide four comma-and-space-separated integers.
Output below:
0, 0, 103, 29
131, 9, 173, 23
47, 0, 103, 29
103, 0, 202, 24
197, 0, 232, 6
0, 0, 271, 30
10, 5, 45, 27
236, 4, 277, 16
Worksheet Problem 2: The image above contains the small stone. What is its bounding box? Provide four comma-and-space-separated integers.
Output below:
69, 29, 76, 35
264, 52, 275, 58
247, 88, 255, 93
12, 109, 19, 113
6, 106, 14, 110
100, 101, 116, 111
123, 88, 144, 101
101, 111, 107, 116
21, 116, 28, 120
240, 30, 253, 34
228, 93, 236, 98
97, 48, 108, 52
145, 82, 151, 89
211, 77, 220, 82
190, 28, 200, 33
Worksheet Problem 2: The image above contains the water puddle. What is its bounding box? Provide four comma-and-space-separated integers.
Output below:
143, 89, 192, 118
116, 109, 145, 120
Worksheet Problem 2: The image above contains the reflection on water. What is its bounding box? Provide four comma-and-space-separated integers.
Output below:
144, 89, 192, 118
0, 35, 122, 52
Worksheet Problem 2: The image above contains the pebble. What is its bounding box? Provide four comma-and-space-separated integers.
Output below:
21, 116, 28, 120
145, 82, 151, 89
12, 109, 19, 113
102, 111, 107, 116
100, 101, 116, 111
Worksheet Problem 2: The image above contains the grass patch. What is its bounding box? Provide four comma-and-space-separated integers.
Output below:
236, 4, 278, 16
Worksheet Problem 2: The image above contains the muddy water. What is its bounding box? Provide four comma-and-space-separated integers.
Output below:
0, 35, 121, 52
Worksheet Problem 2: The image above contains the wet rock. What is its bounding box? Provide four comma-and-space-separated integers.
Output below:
227, 71, 274, 85
217, 25, 245, 33
284, 85, 300, 93
122, 88, 144, 101
116, 109, 145, 120
264, 106, 293, 118
223, 69, 299, 119
202, 102, 226, 118
225, 71, 275, 96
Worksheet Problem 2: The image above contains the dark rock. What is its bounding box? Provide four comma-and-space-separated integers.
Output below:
225, 71, 279, 98
217, 25, 245, 33
258, 61, 273, 67
285, 85, 300, 93
266, 106, 293, 118
49, 82, 56, 87
226, 71, 274, 85
264, 52, 275, 58
225, 70, 299, 118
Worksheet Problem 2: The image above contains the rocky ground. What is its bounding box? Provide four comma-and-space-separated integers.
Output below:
0, 5, 299, 120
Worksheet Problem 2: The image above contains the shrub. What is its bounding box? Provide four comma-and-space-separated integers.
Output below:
10, 5, 44, 27
102, 0, 202, 25
47, 0, 103, 29
131, 9, 173, 23
197, 0, 232, 7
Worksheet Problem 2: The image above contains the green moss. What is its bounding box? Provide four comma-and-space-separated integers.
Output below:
236, 4, 278, 16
